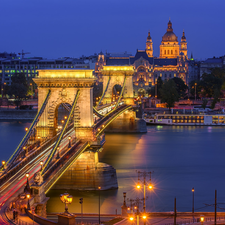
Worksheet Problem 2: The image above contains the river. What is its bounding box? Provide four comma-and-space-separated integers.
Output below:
1, 122, 225, 214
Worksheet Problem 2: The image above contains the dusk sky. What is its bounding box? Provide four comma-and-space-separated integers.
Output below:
1, 0, 225, 60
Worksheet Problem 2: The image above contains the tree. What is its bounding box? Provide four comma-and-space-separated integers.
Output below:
160, 79, 179, 109
8, 73, 28, 108
201, 99, 208, 109
156, 77, 163, 99
172, 77, 188, 99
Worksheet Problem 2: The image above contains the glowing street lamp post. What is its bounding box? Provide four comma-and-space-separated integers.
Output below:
68, 136, 71, 148
40, 161, 43, 171
136, 171, 154, 225
26, 193, 31, 210
60, 193, 73, 214
2, 161, 5, 170
98, 186, 101, 225
192, 187, 195, 214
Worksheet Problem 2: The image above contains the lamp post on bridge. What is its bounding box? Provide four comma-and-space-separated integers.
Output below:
26, 193, 31, 210
68, 136, 71, 148
40, 161, 43, 171
2, 160, 5, 170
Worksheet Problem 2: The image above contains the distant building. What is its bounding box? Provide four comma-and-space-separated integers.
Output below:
200, 56, 225, 78
95, 20, 189, 97
0, 56, 89, 85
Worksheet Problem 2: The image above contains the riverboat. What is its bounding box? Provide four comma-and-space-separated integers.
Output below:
143, 113, 225, 126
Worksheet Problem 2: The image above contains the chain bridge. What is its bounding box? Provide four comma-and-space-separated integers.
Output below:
0, 68, 146, 223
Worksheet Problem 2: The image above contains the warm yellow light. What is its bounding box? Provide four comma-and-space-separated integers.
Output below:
26, 194, 30, 199
98, 186, 101, 190
64, 116, 67, 120
2, 161, 5, 165
40, 161, 43, 166
61, 120, 64, 123
142, 215, 147, 219
26, 173, 29, 178
192, 188, 194, 192
102, 125, 105, 128
200, 216, 204, 222
129, 216, 134, 221
136, 182, 141, 189
98, 128, 101, 132
68, 136, 71, 140
134, 206, 137, 210
37, 136, 40, 139
25, 127, 28, 131
149, 184, 153, 189
127, 207, 130, 210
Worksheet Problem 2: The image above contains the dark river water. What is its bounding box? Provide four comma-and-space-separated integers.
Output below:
1, 122, 225, 214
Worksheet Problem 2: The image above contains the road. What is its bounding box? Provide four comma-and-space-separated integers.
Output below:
0, 129, 75, 224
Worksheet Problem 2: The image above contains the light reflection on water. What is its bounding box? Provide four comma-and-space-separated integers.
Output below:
0, 122, 224, 214
47, 126, 225, 214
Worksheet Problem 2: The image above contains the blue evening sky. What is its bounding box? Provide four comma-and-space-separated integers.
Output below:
0, 0, 224, 60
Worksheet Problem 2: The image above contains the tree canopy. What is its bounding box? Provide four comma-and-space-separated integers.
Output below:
160, 79, 179, 109
172, 77, 188, 99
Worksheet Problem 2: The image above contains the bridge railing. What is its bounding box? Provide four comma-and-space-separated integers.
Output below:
0, 123, 74, 188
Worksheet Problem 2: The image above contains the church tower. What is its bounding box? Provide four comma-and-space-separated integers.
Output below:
180, 30, 188, 57
146, 31, 153, 57
159, 20, 180, 58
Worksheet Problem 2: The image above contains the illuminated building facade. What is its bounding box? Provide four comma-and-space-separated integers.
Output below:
95, 20, 189, 97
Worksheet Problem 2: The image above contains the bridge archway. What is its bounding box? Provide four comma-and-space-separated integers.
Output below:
100, 66, 134, 105
33, 69, 96, 140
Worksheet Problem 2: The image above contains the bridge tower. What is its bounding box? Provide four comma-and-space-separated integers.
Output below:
100, 66, 134, 105
33, 69, 96, 140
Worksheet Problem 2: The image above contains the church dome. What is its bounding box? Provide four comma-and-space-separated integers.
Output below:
162, 20, 178, 42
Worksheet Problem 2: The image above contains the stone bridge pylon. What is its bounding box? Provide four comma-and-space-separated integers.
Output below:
100, 65, 134, 105
33, 69, 96, 140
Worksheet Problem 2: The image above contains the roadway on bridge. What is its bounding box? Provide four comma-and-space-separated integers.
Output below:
0, 129, 75, 224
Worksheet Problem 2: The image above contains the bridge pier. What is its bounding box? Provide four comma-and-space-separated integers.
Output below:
52, 151, 118, 190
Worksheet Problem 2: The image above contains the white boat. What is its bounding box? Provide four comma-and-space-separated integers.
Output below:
143, 113, 225, 126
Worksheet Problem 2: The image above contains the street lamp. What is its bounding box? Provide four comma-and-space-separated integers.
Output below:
23, 146, 28, 156
2, 160, 5, 170
40, 161, 43, 171
60, 193, 73, 214
98, 186, 101, 225
195, 83, 197, 101
192, 187, 195, 214
136, 171, 154, 225
200, 215, 204, 225
64, 116, 67, 120
25, 127, 28, 132
68, 136, 71, 148
26, 193, 30, 210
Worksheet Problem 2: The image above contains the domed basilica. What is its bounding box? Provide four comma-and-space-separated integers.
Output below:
95, 20, 189, 97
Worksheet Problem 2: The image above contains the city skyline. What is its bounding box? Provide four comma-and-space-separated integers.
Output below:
0, 0, 225, 59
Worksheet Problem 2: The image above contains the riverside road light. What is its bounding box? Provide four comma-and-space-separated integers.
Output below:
64, 116, 67, 120
25, 127, 28, 132
192, 187, 195, 214
129, 216, 134, 221
98, 186, 101, 224
60, 193, 73, 214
